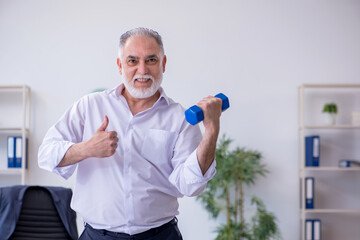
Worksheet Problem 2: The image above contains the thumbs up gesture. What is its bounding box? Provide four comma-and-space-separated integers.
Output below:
86, 115, 119, 158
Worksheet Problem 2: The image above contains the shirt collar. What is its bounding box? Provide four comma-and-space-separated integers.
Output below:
114, 83, 170, 106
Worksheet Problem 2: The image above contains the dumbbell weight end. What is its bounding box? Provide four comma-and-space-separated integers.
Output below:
185, 105, 205, 125
185, 93, 229, 125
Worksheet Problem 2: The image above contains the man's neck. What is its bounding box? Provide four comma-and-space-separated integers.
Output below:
122, 88, 161, 116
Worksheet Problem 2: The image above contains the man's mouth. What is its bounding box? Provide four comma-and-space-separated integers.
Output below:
135, 78, 151, 82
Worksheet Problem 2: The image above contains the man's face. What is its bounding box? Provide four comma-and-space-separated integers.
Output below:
117, 36, 166, 99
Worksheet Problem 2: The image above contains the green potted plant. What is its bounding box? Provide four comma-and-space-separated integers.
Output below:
322, 102, 338, 125
197, 135, 281, 240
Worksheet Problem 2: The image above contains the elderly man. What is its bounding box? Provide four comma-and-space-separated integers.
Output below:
38, 27, 222, 240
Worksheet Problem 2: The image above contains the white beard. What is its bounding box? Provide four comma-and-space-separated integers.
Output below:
123, 73, 163, 99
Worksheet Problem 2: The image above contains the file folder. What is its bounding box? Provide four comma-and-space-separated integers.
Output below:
305, 219, 321, 240
305, 219, 313, 240
305, 136, 320, 167
7, 136, 15, 168
305, 177, 314, 209
15, 137, 28, 168
338, 159, 351, 167
313, 219, 321, 240
339, 159, 360, 168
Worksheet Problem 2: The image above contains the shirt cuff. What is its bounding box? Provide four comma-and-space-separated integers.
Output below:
184, 149, 216, 184
53, 141, 77, 179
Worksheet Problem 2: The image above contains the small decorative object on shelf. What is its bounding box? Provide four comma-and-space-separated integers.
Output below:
322, 102, 338, 125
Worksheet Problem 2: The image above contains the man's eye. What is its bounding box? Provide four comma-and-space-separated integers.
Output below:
147, 58, 158, 64
127, 59, 137, 65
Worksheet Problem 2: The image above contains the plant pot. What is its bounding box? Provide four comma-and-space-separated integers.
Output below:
323, 113, 336, 125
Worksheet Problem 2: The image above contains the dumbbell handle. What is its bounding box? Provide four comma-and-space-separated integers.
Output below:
185, 93, 230, 125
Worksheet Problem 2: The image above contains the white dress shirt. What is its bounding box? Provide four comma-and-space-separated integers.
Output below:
38, 84, 216, 235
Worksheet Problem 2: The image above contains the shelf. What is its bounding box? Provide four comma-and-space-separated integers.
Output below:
298, 83, 360, 240
0, 85, 30, 90
0, 128, 30, 132
0, 85, 31, 185
302, 209, 360, 214
301, 167, 360, 172
300, 125, 360, 130
300, 84, 360, 89
0, 168, 25, 175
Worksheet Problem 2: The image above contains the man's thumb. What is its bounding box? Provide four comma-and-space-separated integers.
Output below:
97, 115, 109, 131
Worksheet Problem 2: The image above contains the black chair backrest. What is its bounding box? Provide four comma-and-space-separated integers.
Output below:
9, 186, 72, 240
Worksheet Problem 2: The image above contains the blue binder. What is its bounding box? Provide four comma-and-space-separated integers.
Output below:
305, 177, 314, 209
305, 136, 320, 167
7, 136, 15, 168
14, 137, 28, 168
313, 219, 321, 240
305, 219, 321, 240
305, 219, 313, 240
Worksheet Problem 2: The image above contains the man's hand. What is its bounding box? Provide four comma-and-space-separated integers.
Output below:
196, 96, 223, 131
85, 115, 119, 158
196, 96, 223, 175
57, 115, 118, 167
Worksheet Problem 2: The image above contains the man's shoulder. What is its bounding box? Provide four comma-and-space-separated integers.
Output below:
80, 87, 117, 104
159, 88, 185, 111
163, 96, 186, 113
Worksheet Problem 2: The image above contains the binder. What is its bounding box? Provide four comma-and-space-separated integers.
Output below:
339, 159, 360, 168
313, 219, 321, 240
305, 177, 314, 209
14, 137, 28, 168
305, 219, 321, 240
7, 136, 15, 168
338, 159, 351, 167
305, 219, 313, 240
305, 136, 320, 167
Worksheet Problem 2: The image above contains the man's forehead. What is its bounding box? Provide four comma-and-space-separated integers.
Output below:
120, 36, 163, 60
123, 36, 160, 50
127, 54, 158, 59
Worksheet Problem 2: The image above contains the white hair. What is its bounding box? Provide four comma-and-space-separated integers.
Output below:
118, 27, 164, 59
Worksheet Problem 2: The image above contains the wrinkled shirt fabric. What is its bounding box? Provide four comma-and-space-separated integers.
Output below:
38, 84, 216, 234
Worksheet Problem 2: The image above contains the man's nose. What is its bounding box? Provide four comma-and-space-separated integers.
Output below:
137, 61, 147, 75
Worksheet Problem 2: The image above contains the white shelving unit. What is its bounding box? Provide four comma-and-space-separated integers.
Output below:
0, 85, 31, 185
298, 84, 360, 240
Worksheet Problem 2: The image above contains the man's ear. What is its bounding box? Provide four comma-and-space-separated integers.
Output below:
117, 58, 122, 75
162, 55, 167, 73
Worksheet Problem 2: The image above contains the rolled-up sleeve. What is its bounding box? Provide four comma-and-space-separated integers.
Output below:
169, 121, 216, 197
183, 149, 216, 184
38, 98, 86, 179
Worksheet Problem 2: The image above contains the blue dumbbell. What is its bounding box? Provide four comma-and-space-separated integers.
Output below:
185, 93, 230, 125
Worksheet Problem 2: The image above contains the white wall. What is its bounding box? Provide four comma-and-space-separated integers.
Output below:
1, 0, 359, 239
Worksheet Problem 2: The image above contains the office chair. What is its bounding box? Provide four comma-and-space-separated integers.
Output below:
0, 185, 78, 240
